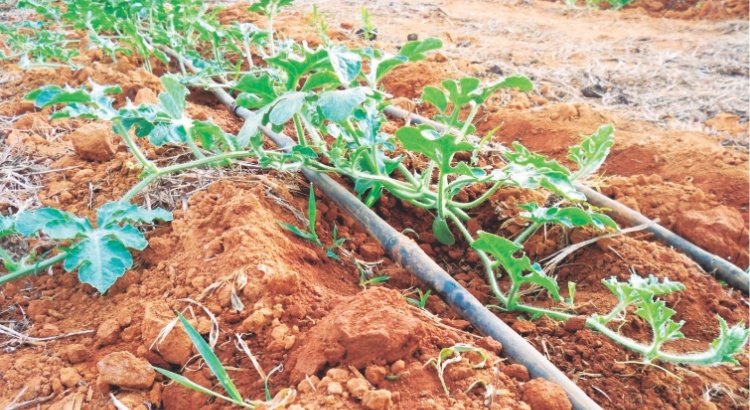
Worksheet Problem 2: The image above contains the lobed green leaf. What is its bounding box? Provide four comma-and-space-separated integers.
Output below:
318, 88, 367, 123
518, 203, 617, 231
569, 125, 614, 180
399, 37, 442, 62
64, 234, 132, 293
472, 231, 561, 302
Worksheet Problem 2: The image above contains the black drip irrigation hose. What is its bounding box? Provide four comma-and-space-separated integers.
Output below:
383, 106, 750, 294
196, 96, 602, 409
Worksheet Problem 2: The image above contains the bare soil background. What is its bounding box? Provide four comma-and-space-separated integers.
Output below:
0, 1, 748, 410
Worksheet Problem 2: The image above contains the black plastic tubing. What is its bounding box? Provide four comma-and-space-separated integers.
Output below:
203, 90, 603, 409
383, 106, 749, 294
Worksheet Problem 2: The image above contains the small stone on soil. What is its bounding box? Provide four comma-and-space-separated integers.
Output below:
59, 367, 81, 388
241, 307, 274, 334
365, 365, 387, 386
501, 364, 530, 382
522, 378, 572, 410
326, 368, 350, 381
511, 320, 537, 335
262, 264, 300, 295
69, 122, 116, 162
359, 242, 385, 260
37, 323, 61, 338
141, 301, 193, 366
563, 316, 587, 333
346, 377, 369, 399
62, 344, 90, 364
297, 376, 319, 393
475, 336, 503, 353
362, 389, 393, 410
97, 351, 155, 390
96, 319, 121, 346
390, 360, 406, 374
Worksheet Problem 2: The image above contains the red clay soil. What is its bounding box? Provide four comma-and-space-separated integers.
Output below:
0, 2, 748, 410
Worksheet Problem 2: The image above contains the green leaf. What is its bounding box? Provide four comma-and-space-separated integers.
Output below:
472, 231, 561, 303
233, 73, 278, 108
149, 123, 187, 146
399, 37, 442, 61
701, 317, 750, 365
395, 125, 474, 172
442, 77, 480, 108
269, 92, 306, 125
267, 47, 329, 91
506, 142, 570, 176
0, 215, 14, 237
236, 107, 269, 149
307, 184, 319, 244
301, 71, 341, 91
14, 208, 69, 236
96, 202, 173, 227
504, 143, 585, 202
64, 234, 132, 293
153, 367, 240, 405
476, 75, 533, 103
374, 56, 407, 81
99, 224, 148, 250
421, 86, 448, 114
192, 120, 237, 152
174, 312, 244, 402
602, 274, 685, 304
328, 46, 361, 85
634, 291, 685, 359
568, 124, 614, 180
432, 217, 455, 246
451, 163, 486, 178
44, 217, 91, 240
247, 0, 294, 16
318, 88, 367, 123
278, 222, 312, 240
26, 85, 90, 107
518, 203, 617, 231
158, 75, 188, 119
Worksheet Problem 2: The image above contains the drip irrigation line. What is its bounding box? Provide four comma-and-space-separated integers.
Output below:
179, 76, 602, 409
160, 45, 599, 407
235, 106, 602, 410
383, 106, 749, 294
577, 185, 749, 293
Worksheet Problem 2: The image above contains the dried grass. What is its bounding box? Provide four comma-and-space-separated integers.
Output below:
0, 124, 49, 213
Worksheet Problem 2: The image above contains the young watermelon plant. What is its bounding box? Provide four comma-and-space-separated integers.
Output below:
0, 202, 172, 292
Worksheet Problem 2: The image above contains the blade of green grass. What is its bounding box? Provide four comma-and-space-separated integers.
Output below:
175, 311, 243, 402
153, 367, 253, 408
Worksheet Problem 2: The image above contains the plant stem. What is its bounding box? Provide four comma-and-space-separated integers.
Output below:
0, 247, 19, 272
113, 120, 158, 173
183, 125, 207, 160
514, 222, 541, 245
293, 113, 307, 147
436, 172, 447, 220
450, 179, 505, 209
0, 253, 67, 285
447, 212, 508, 306
121, 150, 253, 202
457, 102, 479, 141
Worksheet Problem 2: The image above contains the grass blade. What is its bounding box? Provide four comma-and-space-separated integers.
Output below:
153, 367, 252, 408
175, 312, 243, 402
